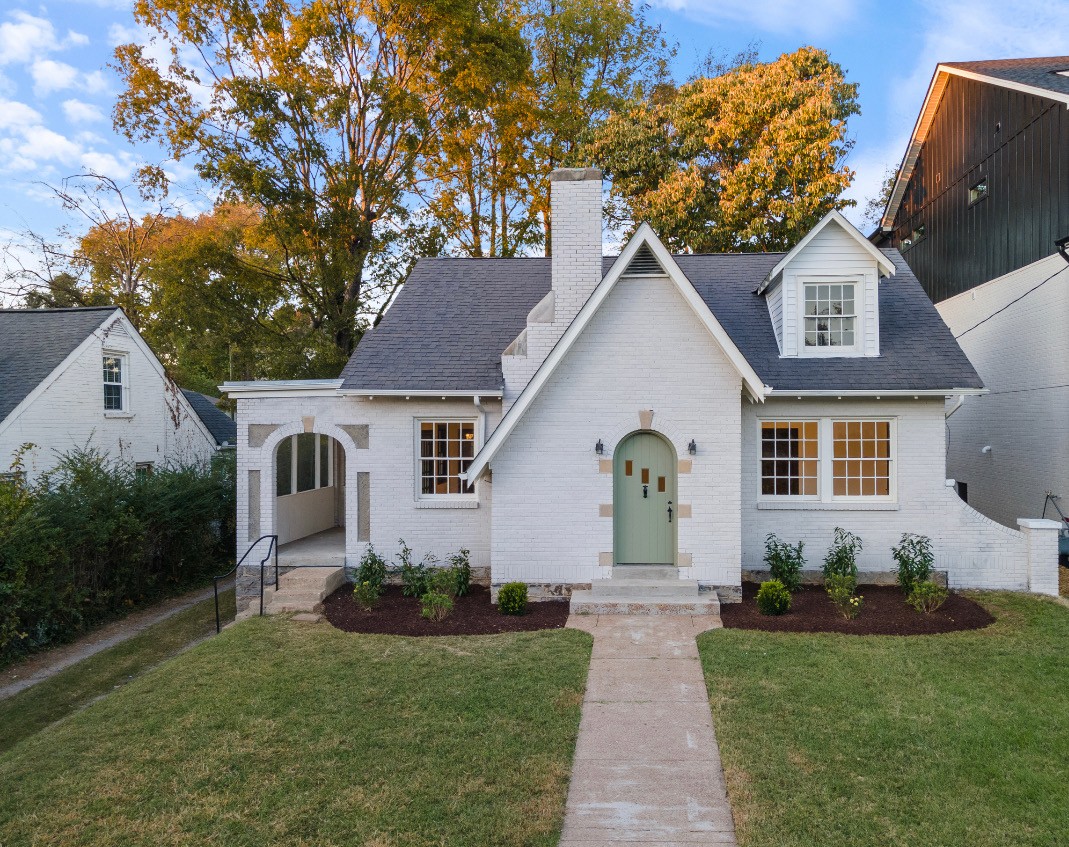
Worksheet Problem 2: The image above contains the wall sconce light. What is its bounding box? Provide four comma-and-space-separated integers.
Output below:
688, 440, 697, 455
595, 439, 604, 455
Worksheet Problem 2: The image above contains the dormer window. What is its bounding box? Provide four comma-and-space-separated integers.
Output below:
803, 283, 856, 349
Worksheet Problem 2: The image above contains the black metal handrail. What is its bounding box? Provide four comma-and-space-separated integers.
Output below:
212, 534, 278, 633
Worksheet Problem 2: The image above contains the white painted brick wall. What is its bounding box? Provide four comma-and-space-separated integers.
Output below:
741, 397, 1035, 590
1, 318, 215, 478
491, 275, 744, 590
937, 253, 1069, 528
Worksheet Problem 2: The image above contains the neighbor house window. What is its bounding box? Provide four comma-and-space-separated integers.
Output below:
968, 178, 988, 205
760, 418, 895, 501
419, 420, 476, 496
832, 421, 892, 497
135, 462, 154, 480
276, 434, 334, 497
102, 354, 127, 411
760, 421, 819, 496
803, 283, 856, 348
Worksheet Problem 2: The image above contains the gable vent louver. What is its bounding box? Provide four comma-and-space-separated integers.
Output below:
622, 244, 666, 276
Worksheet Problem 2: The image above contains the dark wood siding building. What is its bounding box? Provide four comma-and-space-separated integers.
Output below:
875, 60, 1069, 303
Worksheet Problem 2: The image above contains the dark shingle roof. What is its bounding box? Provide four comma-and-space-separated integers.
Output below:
0, 307, 117, 423
181, 389, 236, 446
339, 250, 982, 394
943, 56, 1069, 97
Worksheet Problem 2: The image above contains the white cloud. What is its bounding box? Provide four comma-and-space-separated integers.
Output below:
0, 99, 43, 130
62, 98, 105, 124
31, 59, 80, 95
650, 0, 863, 39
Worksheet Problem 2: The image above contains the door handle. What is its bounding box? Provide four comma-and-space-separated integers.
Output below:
667, 501, 673, 523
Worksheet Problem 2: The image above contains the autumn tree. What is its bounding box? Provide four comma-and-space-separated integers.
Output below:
862, 166, 899, 230
587, 46, 860, 252
112, 0, 529, 367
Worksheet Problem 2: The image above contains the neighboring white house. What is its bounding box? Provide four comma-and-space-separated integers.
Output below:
0, 306, 232, 479
224, 168, 1061, 613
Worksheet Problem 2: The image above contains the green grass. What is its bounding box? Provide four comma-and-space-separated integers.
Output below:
0, 617, 592, 847
698, 593, 1069, 847
0, 590, 235, 752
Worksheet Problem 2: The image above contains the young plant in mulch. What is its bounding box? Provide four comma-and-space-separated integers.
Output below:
355, 544, 389, 595
352, 581, 380, 611
498, 582, 528, 616
907, 580, 949, 613
892, 533, 934, 596
755, 579, 791, 616
420, 591, 454, 622
445, 548, 472, 597
395, 539, 433, 597
823, 527, 863, 580
825, 573, 863, 620
764, 533, 805, 593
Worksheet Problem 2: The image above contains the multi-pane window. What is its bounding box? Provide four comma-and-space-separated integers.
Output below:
832, 421, 891, 496
760, 421, 818, 496
276, 434, 334, 497
102, 355, 125, 410
804, 283, 856, 348
420, 421, 476, 496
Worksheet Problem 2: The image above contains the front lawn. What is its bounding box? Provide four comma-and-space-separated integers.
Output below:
0, 617, 592, 846
698, 592, 1069, 847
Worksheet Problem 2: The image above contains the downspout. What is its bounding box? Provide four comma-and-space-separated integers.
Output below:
473, 395, 488, 444
1056, 234, 1069, 265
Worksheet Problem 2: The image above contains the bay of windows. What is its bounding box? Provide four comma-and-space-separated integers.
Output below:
760, 418, 893, 500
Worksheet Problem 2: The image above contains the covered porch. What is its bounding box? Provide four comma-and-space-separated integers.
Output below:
277, 526, 347, 568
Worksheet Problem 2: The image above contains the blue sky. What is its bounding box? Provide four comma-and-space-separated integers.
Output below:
1, 0, 1068, 247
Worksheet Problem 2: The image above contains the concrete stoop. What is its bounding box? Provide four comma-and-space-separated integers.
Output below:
570, 565, 721, 617
259, 567, 346, 616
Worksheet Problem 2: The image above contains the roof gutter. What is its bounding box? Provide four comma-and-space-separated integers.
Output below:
766, 388, 988, 398
335, 389, 503, 399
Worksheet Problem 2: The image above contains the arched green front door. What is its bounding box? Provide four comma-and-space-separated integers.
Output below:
613, 432, 677, 565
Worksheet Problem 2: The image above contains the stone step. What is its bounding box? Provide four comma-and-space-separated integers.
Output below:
266, 599, 325, 614
611, 565, 679, 580
278, 566, 346, 594
569, 590, 721, 617
590, 578, 700, 599
265, 589, 330, 606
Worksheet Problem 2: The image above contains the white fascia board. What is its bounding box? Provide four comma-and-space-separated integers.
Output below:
465, 224, 769, 482
766, 388, 988, 398
882, 65, 1069, 228
221, 379, 344, 399
0, 310, 114, 438
335, 389, 503, 399
759, 211, 896, 294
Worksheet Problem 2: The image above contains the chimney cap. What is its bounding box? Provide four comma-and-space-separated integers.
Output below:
549, 167, 602, 182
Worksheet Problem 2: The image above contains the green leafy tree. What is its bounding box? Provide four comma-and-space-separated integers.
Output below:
588, 46, 860, 252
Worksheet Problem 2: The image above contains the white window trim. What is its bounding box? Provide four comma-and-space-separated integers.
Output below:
414, 417, 480, 501
757, 417, 897, 505
102, 350, 131, 415
276, 433, 334, 498
796, 276, 863, 357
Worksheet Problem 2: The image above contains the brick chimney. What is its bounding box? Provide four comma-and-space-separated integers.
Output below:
550, 167, 604, 323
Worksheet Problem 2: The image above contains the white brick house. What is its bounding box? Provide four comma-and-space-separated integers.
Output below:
224, 168, 1061, 611
0, 307, 228, 479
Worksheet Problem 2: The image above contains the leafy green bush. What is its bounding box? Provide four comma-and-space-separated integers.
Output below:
755, 579, 791, 615
446, 548, 472, 597
823, 527, 863, 580
825, 573, 863, 619
426, 566, 459, 598
396, 540, 432, 598
498, 582, 527, 616
352, 581, 380, 610
907, 580, 948, 613
893, 533, 934, 595
764, 533, 805, 592
0, 446, 234, 664
355, 545, 388, 595
420, 591, 454, 622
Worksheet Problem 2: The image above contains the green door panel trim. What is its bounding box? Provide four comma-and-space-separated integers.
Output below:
613, 430, 678, 565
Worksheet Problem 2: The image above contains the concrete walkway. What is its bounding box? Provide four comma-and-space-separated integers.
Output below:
561, 615, 737, 846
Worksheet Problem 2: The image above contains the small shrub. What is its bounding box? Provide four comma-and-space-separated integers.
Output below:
396, 539, 431, 597
907, 580, 948, 613
420, 591, 454, 622
893, 533, 934, 595
755, 579, 791, 616
355, 545, 388, 595
823, 527, 863, 580
498, 582, 528, 616
446, 548, 472, 597
825, 573, 863, 619
764, 533, 805, 593
427, 566, 459, 598
352, 581, 379, 610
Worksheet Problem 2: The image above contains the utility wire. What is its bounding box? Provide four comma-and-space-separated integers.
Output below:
954, 263, 1069, 339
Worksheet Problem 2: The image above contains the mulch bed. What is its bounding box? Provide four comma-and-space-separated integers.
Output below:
323, 584, 570, 636
721, 582, 995, 636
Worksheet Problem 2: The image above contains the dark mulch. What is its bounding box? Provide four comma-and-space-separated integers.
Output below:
323, 584, 570, 636
722, 582, 995, 636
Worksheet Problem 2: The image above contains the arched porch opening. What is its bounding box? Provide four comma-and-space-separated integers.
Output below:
274, 432, 346, 555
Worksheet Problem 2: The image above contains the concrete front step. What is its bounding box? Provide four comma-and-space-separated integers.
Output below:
278, 567, 346, 594
265, 589, 332, 607
569, 590, 721, 617
590, 578, 700, 599
611, 565, 679, 580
